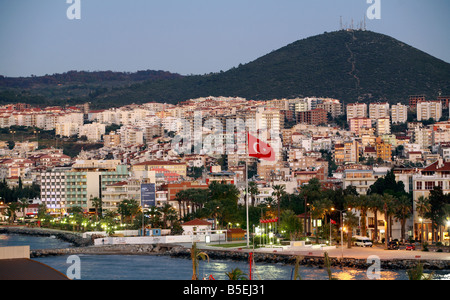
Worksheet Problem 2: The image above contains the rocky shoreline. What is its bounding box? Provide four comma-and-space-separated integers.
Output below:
2, 227, 450, 271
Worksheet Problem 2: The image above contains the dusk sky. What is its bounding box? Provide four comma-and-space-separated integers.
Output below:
0, 0, 449, 77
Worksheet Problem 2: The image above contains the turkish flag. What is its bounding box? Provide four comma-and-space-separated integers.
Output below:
248, 133, 275, 161
330, 219, 337, 225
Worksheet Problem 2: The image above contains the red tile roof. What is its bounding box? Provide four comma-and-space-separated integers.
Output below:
422, 160, 450, 172
182, 219, 212, 226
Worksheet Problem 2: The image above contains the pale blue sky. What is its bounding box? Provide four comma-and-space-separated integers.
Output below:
0, 0, 449, 77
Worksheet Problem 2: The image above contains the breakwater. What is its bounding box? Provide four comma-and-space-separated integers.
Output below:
0, 227, 93, 247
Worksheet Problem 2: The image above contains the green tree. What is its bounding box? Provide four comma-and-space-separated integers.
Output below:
367, 194, 384, 242
425, 187, 450, 243
280, 210, 303, 240
344, 211, 359, 248
6, 202, 19, 224
18, 198, 29, 222
118, 199, 141, 224
225, 268, 248, 280
208, 182, 240, 227
394, 195, 413, 242
415, 196, 431, 242
190, 243, 209, 280
272, 185, 286, 227
91, 197, 103, 221
248, 181, 259, 207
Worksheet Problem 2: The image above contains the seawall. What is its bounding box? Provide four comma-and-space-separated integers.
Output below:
0, 227, 94, 247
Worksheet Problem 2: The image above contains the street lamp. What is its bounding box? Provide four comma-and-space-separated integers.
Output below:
419, 218, 423, 242
332, 207, 351, 258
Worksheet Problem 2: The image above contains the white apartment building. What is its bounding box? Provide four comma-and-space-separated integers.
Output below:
78, 123, 106, 142
412, 159, 450, 242
346, 103, 367, 121
119, 126, 145, 146
40, 167, 71, 214
369, 102, 390, 120
391, 103, 408, 124
55, 122, 79, 137
414, 127, 433, 150
432, 128, 450, 145
417, 101, 442, 121
376, 118, 391, 135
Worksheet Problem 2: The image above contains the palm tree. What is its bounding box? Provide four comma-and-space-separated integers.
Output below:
407, 262, 434, 280
347, 195, 370, 237
368, 194, 383, 242
91, 197, 103, 221
394, 195, 412, 243
18, 198, 29, 222
344, 211, 359, 248
382, 194, 397, 248
118, 199, 141, 224
310, 198, 332, 242
272, 185, 286, 227
6, 202, 19, 224
191, 243, 209, 280
415, 196, 431, 242
225, 268, 248, 280
160, 203, 177, 229
248, 181, 259, 207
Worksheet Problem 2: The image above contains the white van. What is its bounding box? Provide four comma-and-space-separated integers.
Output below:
354, 236, 373, 247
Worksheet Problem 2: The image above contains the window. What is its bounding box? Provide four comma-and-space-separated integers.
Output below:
416, 181, 422, 190
425, 182, 434, 190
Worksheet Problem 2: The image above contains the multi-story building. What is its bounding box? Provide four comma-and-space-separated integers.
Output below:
376, 118, 391, 136
64, 160, 129, 212
346, 103, 367, 121
343, 167, 388, 195
132, 161, 187, 178
316, 98, 343, 119
349, 118, 372, 135
296, 109, 327, 126
412, 159, 450, 242
417, 101, 442, 121
103, 131, 121, 148
78, 123, 106, 142
40, 167, 71, 215
375, 137, 392, 162
409, 95, 426, 110
334, 140, 360, 164
391, 103, 408, 124
414, 127, 433, 150
369, 102, 390, 120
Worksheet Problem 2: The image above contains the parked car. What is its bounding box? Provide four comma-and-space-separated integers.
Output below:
406, 244, 416, 251
387, 240, 400, 250
354, 236, 373, 247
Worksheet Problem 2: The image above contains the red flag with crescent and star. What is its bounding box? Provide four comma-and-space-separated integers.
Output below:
248, 133, 275, 162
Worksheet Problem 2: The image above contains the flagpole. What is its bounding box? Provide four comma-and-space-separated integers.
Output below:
246, 134, 250, 249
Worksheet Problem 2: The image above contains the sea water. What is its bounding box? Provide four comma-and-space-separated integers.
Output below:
1, 234, 449, 280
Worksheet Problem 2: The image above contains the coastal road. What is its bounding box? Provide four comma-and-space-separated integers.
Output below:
274, 245, 450, 261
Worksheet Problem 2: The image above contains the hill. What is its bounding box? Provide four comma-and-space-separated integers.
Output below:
1, 30, 449, 108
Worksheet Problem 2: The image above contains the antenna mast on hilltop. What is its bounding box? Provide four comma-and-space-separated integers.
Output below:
340, 16, 343, 30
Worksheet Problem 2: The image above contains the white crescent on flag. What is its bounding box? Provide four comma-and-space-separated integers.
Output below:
248, 133, 275, 161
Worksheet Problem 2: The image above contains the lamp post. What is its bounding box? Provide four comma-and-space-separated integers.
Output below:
332, 207, 350, 259
419, 218, 423, 243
